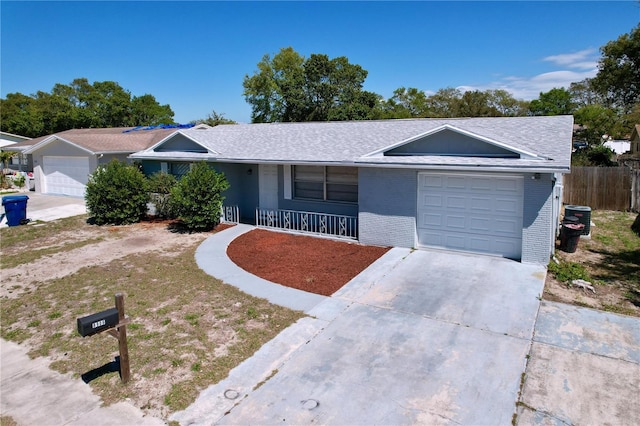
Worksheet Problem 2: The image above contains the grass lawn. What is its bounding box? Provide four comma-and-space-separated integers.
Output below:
0, 216, 304, 419
545, 210, 640, 317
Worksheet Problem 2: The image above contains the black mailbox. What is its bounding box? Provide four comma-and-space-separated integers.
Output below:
77, 308, 119, 337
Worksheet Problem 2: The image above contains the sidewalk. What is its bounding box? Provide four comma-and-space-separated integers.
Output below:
0, 339, 164, 425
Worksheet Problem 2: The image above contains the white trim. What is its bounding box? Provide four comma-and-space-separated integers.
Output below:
160, 162, 168, 173
24, 135, 95, 155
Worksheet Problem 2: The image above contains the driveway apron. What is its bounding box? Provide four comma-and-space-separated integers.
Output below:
173, 248, 546, 425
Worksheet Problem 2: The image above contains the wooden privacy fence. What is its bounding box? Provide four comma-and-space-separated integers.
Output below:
563, 166, 638, 211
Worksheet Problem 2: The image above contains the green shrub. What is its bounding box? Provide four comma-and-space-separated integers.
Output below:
170, 162, 229, 231
85, 160, 150, 225
147, 172, 177, 218
548, 259, 590, 283
13, 174, 25, 188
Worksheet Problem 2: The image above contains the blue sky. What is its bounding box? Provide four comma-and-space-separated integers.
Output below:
1, 1, 639, 124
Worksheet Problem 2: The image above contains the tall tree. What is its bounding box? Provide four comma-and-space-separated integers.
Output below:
243, 47, 376, 122
425, 88, 463, 118
0, 78, 176, 137
130, 94, 174, 126
573, 104, 617, 144
381, 87, 430, 118
590, 24, 640, 113
529, 88, 574, 116
0, 93, 43, 137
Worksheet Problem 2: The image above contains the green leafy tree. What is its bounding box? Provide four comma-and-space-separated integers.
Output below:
425, 88, 463, 118
170, 162, 229, 231
569, 79, 603, 109
591, 24, 640, 113
457, 90, 501, 117
243, 47, 377, 122
529, 88, 574, 116
194, 110, 237, 126
0, 78, 176, 137
0, 150, 15, 172
0, 93, 44, 137
130, 94, 174, 126
380, 87, 430, 118
573, 105, 618, 144
571, 144, 616, 167
85, 160, 150, 225
486, 89, 530, 117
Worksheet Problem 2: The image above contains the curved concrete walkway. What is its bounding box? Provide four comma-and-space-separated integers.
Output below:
195, 224, 327, 313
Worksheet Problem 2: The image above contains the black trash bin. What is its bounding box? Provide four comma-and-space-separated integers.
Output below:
560, 222, 585, 253
2, 195, 29, 227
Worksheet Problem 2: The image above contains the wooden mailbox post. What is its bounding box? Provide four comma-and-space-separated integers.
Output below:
77, 293, 131, 383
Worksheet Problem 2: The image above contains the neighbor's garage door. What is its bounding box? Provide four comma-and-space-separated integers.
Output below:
417, 172, 524, 259
42, 156, 90, 197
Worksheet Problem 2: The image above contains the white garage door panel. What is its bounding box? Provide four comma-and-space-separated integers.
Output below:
43, 156, 89, 197
417, 173, 524, 259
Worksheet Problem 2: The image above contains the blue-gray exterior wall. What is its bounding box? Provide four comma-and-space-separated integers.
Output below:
359, 168, 555, 264
388, 129, 515, 157
214, 163, 259, 222
358, 168, 417, 248
521, 172, 554, 264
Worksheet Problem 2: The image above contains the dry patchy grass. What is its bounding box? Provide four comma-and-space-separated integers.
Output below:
0, 217, 304, 419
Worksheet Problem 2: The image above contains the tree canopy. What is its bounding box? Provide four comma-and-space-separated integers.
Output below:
591, 24, 640, 114
242, 47, 380, 122
0, 78, 175, 137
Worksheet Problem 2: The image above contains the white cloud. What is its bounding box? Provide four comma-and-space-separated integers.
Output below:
457, 49, 600, 100
543, 49, 598, 69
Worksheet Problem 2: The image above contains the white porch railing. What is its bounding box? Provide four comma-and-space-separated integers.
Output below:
256, 208, 358, 240
221, 205, 240, 224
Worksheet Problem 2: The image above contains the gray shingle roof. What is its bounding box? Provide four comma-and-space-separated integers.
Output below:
132, 116, 574, 171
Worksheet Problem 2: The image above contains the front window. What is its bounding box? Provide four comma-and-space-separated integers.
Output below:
293, 166, 358, 203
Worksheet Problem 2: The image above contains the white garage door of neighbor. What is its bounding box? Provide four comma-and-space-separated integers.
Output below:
43, 156, 90, 197
417, 172, 524, 259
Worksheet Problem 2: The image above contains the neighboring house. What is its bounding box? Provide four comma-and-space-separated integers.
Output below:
604, 140, 631, 155
0, 131, 32, 171
130, 116, 574, 264
619, 124, 640, 169
9, 125, 202, 197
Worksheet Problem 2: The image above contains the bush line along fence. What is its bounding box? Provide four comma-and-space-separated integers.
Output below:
563, 166, 640, 212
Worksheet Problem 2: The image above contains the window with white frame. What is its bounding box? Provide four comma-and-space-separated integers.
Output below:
293, 165, 358, 203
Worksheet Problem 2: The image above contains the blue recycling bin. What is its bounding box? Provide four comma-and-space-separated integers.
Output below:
2, 195, 29, 226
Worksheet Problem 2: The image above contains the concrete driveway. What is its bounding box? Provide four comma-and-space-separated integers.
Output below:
173, 248, 547, 425
0, 192, 86, 227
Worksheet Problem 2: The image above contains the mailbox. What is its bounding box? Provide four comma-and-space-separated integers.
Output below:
77, 308, 119, 337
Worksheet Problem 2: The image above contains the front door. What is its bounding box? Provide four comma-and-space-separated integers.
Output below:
258, 164, 279, 210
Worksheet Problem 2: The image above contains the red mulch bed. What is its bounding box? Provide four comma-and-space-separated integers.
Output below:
226, 229, 390, 296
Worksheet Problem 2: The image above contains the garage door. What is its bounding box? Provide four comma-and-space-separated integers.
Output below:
43, 156, 90, 197
417, 172, 523, 259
